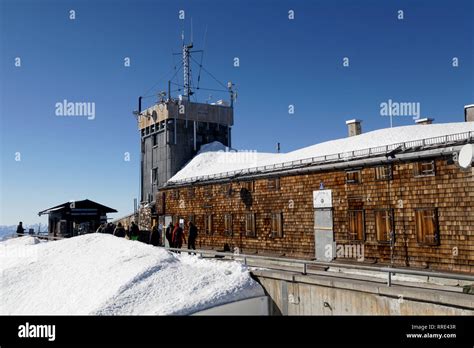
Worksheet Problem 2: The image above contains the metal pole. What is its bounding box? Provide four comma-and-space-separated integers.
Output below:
193, 121, 196, 151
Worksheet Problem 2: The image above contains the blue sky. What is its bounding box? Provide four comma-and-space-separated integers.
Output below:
1, 0, 473, 225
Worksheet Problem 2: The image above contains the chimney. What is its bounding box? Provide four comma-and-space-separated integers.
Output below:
345, 119, 362, 137
465, 104, 474, 122
415, 117, 434, 125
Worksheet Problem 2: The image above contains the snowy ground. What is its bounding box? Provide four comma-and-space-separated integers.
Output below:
0, 234, 264, 315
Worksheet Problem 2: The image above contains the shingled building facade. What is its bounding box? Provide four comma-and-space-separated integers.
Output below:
157, 121, 474, 273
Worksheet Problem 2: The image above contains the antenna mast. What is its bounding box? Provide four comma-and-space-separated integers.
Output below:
182, 31, 193, 97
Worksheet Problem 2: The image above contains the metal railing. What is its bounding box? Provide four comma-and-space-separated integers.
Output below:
167, 130, 474, 186
165, 246, 474, 287
14, 233, 64, 241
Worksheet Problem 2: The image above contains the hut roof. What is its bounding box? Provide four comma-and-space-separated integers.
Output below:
38, 199, 117, 216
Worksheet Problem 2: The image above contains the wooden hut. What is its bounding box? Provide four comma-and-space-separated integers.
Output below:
38, 199, 117, 238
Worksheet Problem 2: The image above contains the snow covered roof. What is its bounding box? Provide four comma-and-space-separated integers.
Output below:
38, 199, 117, 216
0, 234, 263, 315
168, 141, 282, 183
168, 122, 474, 185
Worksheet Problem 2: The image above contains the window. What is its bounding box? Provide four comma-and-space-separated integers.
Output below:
205, 215, 213, 235
414, 161, 435, 177
415, 209, 439, 245
241, 181, 254, 192
152, 168, 158, 185
224, 214, 233, 236
172, 190, 179, 200
188, 214, 195, 224
152, 134, 157, 146
348, 210, 364, 241
375, 165, 392, 180
187, 187, 195, 199
267, 178, 280, 190
270, 212, 283, 238
346, 170, 361, 184
375, 209, 394, 243
245, 213, 256, 237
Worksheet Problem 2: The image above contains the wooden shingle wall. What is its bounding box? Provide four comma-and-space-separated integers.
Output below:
160, 158, 473, 273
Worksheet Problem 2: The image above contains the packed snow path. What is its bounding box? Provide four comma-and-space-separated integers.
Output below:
0, 235, 264, 315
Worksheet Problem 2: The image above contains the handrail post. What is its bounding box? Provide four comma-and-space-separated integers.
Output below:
387, 272, 392, 287
244, 256, 247, 266
303, 263, 307, 275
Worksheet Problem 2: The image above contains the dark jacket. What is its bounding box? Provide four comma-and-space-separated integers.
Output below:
113, 226, 126, 238
172, 226, 185, 246
189, 224, 198, 240
130, 224, 140, 239
165, 225, 173, 243
105, 224, 114, 234
16, 225, 25, 234
150, 226, 161, 246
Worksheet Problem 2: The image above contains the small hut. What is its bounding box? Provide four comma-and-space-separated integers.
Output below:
38, 199, 117, 238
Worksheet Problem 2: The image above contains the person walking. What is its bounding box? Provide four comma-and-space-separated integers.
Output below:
113, 222, 126, 238
149, 224, 161, 246
96, 223, 105, 233
187, 221, 198, 254
172, 222, 186, 252
16, 221, 25, 236
104, 223, 114, 234
130, 222, 140, 241
165, 221, 174, 248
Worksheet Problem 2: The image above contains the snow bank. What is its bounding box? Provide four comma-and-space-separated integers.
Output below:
0, 234, 264, 315
169, 122, 473, 182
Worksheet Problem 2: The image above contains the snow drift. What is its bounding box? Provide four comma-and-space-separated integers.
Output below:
0, 234, 264, 315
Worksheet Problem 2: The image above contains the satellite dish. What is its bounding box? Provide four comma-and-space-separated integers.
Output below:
458, 144, 474, 169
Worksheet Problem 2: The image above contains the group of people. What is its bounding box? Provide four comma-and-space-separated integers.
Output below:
97, 220, 199, 251
165, 221, 198, 252
96, 221, 140, 241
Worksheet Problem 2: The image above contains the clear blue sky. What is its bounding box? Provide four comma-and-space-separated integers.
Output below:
1, 0, 473, 225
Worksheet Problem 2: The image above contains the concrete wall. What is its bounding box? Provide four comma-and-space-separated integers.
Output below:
192, 296, 269, 315
141, 118, 231, 203
253, 269, 474, 315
